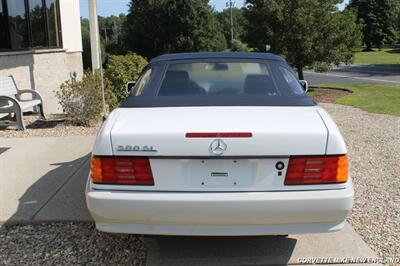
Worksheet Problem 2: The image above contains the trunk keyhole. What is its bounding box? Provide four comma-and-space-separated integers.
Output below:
276, 161, 285, 170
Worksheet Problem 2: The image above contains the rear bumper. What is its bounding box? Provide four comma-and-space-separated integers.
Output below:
86, 181, 353, 236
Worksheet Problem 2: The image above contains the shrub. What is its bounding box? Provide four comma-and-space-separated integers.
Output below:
230, 39, 253, 52
105, 53, 148, 103
313, 62, 330, 73
56, 70, 117, 126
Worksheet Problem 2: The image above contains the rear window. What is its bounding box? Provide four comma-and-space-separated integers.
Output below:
157, 62, 305, 97
121, 59, 315, 108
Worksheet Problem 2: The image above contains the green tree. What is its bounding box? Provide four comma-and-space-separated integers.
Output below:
98, 14, 127, 55
244, 0, 362, 79
81, 18, 91, 69
397, 8, 400, 43
216, 7, 247, 45
105, 53, 148, 103
230, 39, 252, 52
81, 18, 106, 70
348, 0, 398, 50
124, 0, 227, 59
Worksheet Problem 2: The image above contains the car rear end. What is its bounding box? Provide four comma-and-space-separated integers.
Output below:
86, 54, 353, 235
86, 106, 353, 236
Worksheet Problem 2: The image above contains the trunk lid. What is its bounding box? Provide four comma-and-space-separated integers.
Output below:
105, 106, 330, 192
111, 106, 327, 157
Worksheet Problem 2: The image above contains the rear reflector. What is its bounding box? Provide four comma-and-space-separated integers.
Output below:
91, 156, 154, 185
186, 132, 253, 138
285, 155, 348, 185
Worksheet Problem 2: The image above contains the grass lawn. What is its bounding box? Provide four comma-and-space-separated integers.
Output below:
314, 83, 400, 116
307, 91, 324, 97
353, 48, 400, 64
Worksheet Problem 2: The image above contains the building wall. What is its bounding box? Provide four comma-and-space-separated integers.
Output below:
59, 0, 83, 53
0, 52, 33, 90
31, 50, 68, 113
0, 49, 83, 114
66, 51, 84, 78
0, 0, 83, 115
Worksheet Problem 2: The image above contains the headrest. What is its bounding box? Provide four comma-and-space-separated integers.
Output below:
244, 74, 277, 95
164, 71, 189, 82
159, 71, 190, 96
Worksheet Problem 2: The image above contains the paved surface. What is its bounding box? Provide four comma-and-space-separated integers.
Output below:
0, 136, 381, 264
0, 136, 95, 224
305, 64, 400, 85
145, 223, 379, 265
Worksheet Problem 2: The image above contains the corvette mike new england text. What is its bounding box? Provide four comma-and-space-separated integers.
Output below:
298, 257, 400, 264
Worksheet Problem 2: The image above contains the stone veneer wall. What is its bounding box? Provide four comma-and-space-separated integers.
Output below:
0, 49, 83, 114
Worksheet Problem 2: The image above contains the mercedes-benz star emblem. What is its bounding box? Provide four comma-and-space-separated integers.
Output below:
210, 139, 227, 155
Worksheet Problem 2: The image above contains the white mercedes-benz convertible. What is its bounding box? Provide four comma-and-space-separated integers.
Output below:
86, 52, 353, 236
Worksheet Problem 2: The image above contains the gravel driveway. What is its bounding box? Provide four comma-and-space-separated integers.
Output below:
0, 223, 146, 265
320, 103, 400, 258
0, 103, 399, 264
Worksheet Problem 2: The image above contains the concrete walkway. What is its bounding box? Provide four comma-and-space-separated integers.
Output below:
0, 136, 95, 224
0, 136, 381, 265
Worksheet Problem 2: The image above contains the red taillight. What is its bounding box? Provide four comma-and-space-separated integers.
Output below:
91, 156, 154, 185
186, 132, 253, 138
285, 155, 348, 185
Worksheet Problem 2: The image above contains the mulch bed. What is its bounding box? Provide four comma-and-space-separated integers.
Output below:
309, 87, 351, 103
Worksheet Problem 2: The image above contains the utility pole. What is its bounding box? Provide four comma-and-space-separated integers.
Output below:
88, 0, 100, 70
103, 28, 108, 45
226, 0, 235, 48
88, 0, 106, 118
101, 27, 113, 45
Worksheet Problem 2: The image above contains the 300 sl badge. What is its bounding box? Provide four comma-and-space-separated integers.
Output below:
116, 145, 157, 152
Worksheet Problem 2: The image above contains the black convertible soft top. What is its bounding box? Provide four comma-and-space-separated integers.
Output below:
120, 52, 316, 108
150, 52, 287, 63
